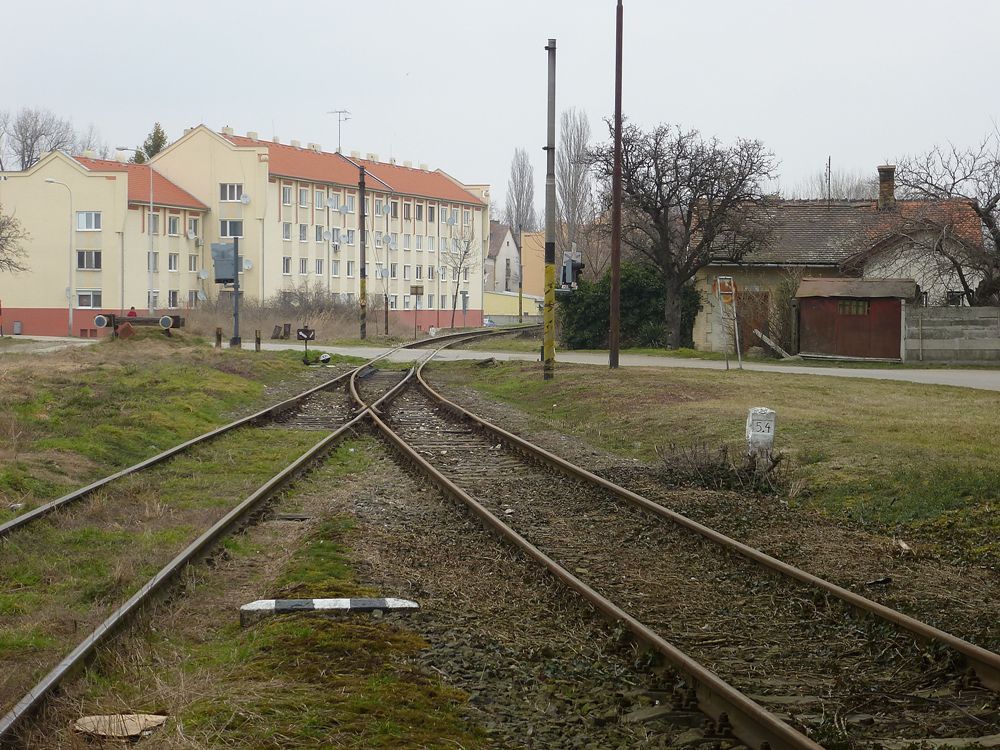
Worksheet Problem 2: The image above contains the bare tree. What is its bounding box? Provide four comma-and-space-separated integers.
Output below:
557, 108, 595, 257
440, 224, 481, 328
591, 122, 776, 347
892, 136, 1000, 305
788, 168, 878, 200
0, 206, 28, 273
502, 148, 537, 240
75, 123, 110, 159
1, 107, 76, 170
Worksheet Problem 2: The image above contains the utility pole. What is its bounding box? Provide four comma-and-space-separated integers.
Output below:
609, 0, 623, 369
358, 166, 367, 340
543, 38, 557, 380
231, 236, 241, 347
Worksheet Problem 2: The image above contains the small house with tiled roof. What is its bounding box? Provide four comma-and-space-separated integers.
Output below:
691, 165, 983, 354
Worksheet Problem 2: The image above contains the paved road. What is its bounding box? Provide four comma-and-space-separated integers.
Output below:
257, 342, 1000, 393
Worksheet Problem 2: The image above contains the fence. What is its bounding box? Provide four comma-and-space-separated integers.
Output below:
905, 306, 1000, 362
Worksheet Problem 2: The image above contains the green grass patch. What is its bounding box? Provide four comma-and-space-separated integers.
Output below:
429, 360, 1000, 568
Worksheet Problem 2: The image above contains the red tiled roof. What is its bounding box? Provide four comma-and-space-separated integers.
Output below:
225, 134, 484, 206
73, 157, 208, 211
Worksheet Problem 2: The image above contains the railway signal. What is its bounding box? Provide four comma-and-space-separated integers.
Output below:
297, 326, 316, 364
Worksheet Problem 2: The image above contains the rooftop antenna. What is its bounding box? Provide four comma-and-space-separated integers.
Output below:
825, 155, 832, 209
327, 109, 351, 153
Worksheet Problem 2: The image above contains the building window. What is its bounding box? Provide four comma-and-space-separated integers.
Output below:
453, 267, 459, 281
282, 256, 291, 275
168, 216, 180, 236
391, 232, 398, 248
345, 229, 355, 245
282, 222, 292, 241
427, 205, 435, 223
282, 185, 292, 205
415, 265, 422, 280
403, 295, 411, 309
347, 260, 355, 277
375, 263, 384, 279
315, 189, 325, 208
946, 290, 965, 306
148, 212, 160, 235
375, 230, 383, 248
168, 252, 179, 271
220, 183, 243, 202
837, 299, 870, 316
77, 289, 102, 308
391, 200, 399, 219
416, 296, 423, 310
451, 208, 459, 224
220, 219, 243, 238
148, 290, 159, 309
299, 187, 309, 207
76, 250, 101, 270
427, 265, 435, 280
75, 211, 102, 231
346, 195, 355, 213
416, 235, 423, 251
168, 289, 179, 308
299, 258, 308, 275
403, 202, 412, 220
331, 259, 340, 276
187, 290, 199, 307
187, 217, 199, 237
463, 209, 471, 225
390, 263, 398, 279
344, 292, 355, 304
390, 295, 397, 309
415, 203, 424, 221
332, 227, 341, 244
403, 233, 411, 250
188, 254, 199, 272
299, 223, 308, 242
329, 192, 340, 211
427, 235, 435, 252
374, 198, 383, 216
147, 251, 159, 272
463, 267, 469, 281
316, 225, 325, 242
403, 265, 411, 280
427, 294, 434, 308
315, 258, 324, 275
439, 237, 447, 252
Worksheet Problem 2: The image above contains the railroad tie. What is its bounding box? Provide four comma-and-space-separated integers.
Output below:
239, 597, 419, 627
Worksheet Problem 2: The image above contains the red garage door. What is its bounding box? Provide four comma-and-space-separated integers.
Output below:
799, 297, 901, 359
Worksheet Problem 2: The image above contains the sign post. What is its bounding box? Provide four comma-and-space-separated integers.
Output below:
410, 285, 424, 340
297, 326, 316, 364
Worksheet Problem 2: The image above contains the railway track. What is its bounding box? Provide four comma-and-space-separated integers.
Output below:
352, 352, 1000, 750
0, 326, 535, 746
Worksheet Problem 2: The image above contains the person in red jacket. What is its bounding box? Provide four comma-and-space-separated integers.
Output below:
126, 306, 137, 318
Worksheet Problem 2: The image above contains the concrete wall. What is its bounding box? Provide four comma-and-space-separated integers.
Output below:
905, 306, 1000, 362
484, 290, 543, 317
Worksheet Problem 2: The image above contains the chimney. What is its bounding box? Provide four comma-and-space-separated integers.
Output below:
419, 163, 429, 171
221, 126, 234, 136
291, 139, 302, 149
247, 130, 259, 140
877, 164, 896, 210
350, 150, 361, 159
272, 135, 280, 143
403, 160, 412, 168
308, 142, 321, 152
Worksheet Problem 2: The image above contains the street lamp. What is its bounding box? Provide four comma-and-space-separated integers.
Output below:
44, 178, 74, 337
116, 147, 155, 314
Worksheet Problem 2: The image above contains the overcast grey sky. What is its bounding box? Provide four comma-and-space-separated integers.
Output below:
5, 0, 1000, 208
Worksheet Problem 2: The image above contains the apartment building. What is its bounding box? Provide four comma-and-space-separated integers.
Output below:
0, 150, 208, 337
0, 124, 489, 336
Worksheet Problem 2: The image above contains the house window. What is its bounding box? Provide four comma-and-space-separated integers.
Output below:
76, 211, 102, 231
147, 251, 159, 271
453, 267, 459, 281
391, 200, 399, 219
427, 235, 435, 252
376, 263, 384, 279
316, 225, 325, 242
463, 209, 471, 225
148, 212, 160, 235
329, 193, 340, 211
76, 250, 101, 270
344, 292, 355, 304
331, 259, 340, 276
403, 233, 411, 250
282, 222, 292, 241
299, 258, 308, 275
347, 260, 355, 277
390, 263, 398, 279
946, 290, 965, 306
187, 290, 199, 307
374, 198, 383, 216
168, 289, 179, 308
187, 217, 199, 237
837, 299, 870, 316
463, 267, 469, 281
282, 185, 293, 205
282, 256, 291, 275
299, 224, 308, 242
315, 189, 325, 209
451, 208, 459, 223
147, 291, 159, 309
427, 265, 435, 280
77, 289, 102, 308
189, 254, 199, 272
168, 252, 179, 271
427, 294, 434, 308
390, 295, 398, 309
220, 219, 243, 238
403, 202, 412, 220
403, 295, 411, 309
332, 227, 341, 244
299, 187, 309, 207
219, 183, 243, 202
345, 229, 355, 245
391, 232, 398, 248
403, 264, 411, 280
346, 195, 355, 213
415, 265, 422, 280
415, 295, 423, 310
427, 205, 435, 223
315, 258, 324, 275
375, 230, 383, 247
416, 235, 423, 251
168, 216, 180, 236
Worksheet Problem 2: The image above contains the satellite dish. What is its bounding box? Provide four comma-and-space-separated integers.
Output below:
323, 230, 332, 241
197, 290, 208, 301
338, 204, 349, 215
242, 258, 253, 271
197, 269, 209, 280
240, 193, 251, 205
332, 242, 340, 252
187, 230, 197, 241
382, 204, 391, 215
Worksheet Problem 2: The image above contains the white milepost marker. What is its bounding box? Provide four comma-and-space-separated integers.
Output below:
746, 407, 776, 457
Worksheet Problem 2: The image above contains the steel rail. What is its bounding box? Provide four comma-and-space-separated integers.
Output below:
354, 346, 822, 750
0, 364, 417, 746
413, 359, 1000, 692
